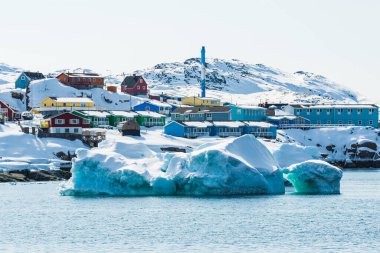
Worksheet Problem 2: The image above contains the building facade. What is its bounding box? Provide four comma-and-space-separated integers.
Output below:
120, 75, 148, 96
284, 104, 379, 127
136, 111, 166, 127
181, 97, 221, 107
15, 71, 45, 89
56, 73, 104, 89
266, 115, 310, 129
164, 121, 213, 138
228, 105, 267, 121
40, 112, 90, 134
40, 97, 95, 111
171, 106, 231, 121
133, 101, 172, 115
0, 101, 21, 121
108, 111, 138, 127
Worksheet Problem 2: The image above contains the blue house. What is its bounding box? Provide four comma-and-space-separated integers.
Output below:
164, 121, 213, 138
284, 104, 379, 127
211, 121, 245, 137
171, 106, 231, 121
227, 105, 267, 121
133, 100, 172, 115
15, 71, 45, 89
267, 115, 310, 129
243, 121, 277, 139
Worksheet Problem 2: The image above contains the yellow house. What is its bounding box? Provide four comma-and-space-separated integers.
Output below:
181, 96, 221, 107
40, 97, 95, 108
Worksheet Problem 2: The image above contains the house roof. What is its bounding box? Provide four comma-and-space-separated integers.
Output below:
109, 111, 138, 117
288, 104, 378, 109
212, 121, 245, 127
243, 121, 275, 128
24, 72, 45, 80
181, 121, 213, 127
121, 75, 142, 88
136, 100, 171, 108
82, 111, 111, 117
53, 97, 94, 103
46, 111, 87, 120
60, 72, 102, 78
173, 106, 231, 114
229, 104, 266, 110
267, 115, 305, 121
136, 111, 165, 118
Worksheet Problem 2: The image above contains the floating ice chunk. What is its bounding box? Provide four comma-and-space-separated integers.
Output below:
272, 143, 320, 168
61, 135, 285, 196
283, 160, 343, 194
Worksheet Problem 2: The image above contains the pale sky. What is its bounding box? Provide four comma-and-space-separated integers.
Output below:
1, 0, 379, 101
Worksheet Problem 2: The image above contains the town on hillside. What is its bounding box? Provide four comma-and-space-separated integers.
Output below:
1, 47, 379, 149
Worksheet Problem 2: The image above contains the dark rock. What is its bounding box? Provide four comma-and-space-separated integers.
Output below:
326, 145, 336, 152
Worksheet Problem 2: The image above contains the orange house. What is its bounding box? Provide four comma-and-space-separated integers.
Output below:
56, 72, 104, 89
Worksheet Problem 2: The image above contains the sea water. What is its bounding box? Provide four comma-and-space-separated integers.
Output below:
0, 171, 379, 252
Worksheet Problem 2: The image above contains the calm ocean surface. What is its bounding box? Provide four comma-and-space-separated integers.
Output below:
0, 170, 379, 252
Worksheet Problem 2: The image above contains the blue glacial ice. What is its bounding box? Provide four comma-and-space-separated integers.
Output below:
283, 160, 343, 194
60, 135, 285, 196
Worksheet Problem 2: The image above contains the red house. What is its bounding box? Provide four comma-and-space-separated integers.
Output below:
41, 112, 90, 134
56, 72, 104, 89
0, 100, 21, 121
121, 75, 148, 96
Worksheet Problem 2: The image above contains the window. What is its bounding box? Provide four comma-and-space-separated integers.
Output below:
21, 76, 26, 80
369, 108, 374, 114
44, 103, 47, 107
65, 128, 70, 133
83, 119, 90, 124
55, 119, 64, 124
369, 120, 373, 125
338, 120, 343, 125
296, 109, 301, 115
337, 108, 342, 114
63, 103, 67, 107
140, 79, 143, 83
347, 108, 352, 114
358, 109, 362, 114
56, 128, 61, 133
74, 128, 79, 133
358, 120, 362, 125
142, 86, 145, 90
317, 109, 322, 115
327, 120, 331, 124
317, 120, 321, 125
307, 109, 312, 115
52, 103, 55, 107
70, 119, 79, 124
237, 109, 242, 115
327, 109, 332, 115
137, 86, 140, 90
348, 120, 352, 125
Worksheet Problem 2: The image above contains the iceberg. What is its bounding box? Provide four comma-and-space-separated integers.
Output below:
61, 135, 285, 196
283, 160, 343, 194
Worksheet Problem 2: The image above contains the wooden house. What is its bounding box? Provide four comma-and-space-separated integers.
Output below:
227, 105, 267, 121
211, 121, 245, 137
267, 115, 310, 129
181, 96, 221, 107
136, 111, 166, 127
0, 100, 21, 121
15, 71, 45, 89
108, 111, 138, 127
40, 112, 90, 134
164, 121, 213, 138
119, 120, 140, 136
171, 106, 231, 121
73, 111, 111, 127
242, 121, 277, 139
56, 72, 104, 89
133, 100, 172, 115
39, 97, 95, 111
120, 75, 148, 96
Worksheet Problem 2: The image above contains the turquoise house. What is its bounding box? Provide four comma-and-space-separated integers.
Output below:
15, 72, 45, 89
227, 105, 267, 121
284, 104, 379, 127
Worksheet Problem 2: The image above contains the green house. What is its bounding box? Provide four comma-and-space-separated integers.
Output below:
135, 111, 166, 127
72, 111, 111, 127
108, 111, 139, 127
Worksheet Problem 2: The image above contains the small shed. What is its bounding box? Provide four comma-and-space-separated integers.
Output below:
119, 120, 140, 136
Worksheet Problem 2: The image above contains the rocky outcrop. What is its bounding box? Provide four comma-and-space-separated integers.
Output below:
0, 169, 71, 183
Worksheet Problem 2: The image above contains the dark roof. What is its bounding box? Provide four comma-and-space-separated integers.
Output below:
24, 71, 45, 80
121, 75, 142, 88
173, 106, 231, 114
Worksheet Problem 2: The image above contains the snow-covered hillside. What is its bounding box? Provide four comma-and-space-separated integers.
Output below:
0, 58, 366, 112
128, 58, 361, 105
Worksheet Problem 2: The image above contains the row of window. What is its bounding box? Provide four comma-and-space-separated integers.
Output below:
55, 128, 80, 133
297, 108, 375, 115
43, 103, 88, 107
313, 120, 373, 125
236, 109, 264, 116
55, 118, 90, 124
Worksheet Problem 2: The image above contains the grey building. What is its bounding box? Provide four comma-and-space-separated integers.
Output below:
171, 106, 231, 121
